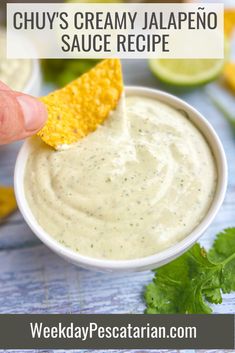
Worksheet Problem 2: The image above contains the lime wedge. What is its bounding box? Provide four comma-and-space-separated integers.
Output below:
149, 58, 225, 87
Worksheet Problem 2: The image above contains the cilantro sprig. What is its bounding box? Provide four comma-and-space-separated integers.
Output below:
144, 228, 235, 314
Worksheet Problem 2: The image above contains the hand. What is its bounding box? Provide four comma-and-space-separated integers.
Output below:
0, 81, 47, 145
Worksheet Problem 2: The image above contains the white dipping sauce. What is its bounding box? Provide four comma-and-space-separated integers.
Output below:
0, 30, 32, 91
25, 96, 217, 260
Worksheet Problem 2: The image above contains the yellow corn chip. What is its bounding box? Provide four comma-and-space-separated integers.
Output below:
38, 59, 123, 149
224, 9, 235, 37
224, 62, 235, 94
0, 186, 17, 219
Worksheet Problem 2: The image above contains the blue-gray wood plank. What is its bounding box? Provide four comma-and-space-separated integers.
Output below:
0, 60, 234, 353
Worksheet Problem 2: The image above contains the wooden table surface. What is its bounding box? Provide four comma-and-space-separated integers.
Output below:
0, 59, 234, 353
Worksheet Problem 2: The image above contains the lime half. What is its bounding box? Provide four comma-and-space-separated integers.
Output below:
149, 58, 225, 87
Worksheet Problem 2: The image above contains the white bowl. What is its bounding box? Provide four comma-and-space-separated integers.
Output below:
22, 59, 41, 97
0, 28, 41, 96
14, 87, 228, 272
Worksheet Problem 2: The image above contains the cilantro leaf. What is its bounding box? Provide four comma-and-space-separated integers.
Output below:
204, 288, 222, 304
209, 228, 235, 262
209, 228, 235, 293
144, 228, 235, 314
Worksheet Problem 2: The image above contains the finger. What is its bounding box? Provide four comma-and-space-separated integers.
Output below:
0, 81, 11, 91
0, 90, 47, 145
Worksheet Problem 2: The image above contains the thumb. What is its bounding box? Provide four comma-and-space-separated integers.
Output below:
0, 90, 47, 145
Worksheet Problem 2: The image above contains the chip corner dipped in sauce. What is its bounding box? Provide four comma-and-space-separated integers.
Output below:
24, 94, 217, 260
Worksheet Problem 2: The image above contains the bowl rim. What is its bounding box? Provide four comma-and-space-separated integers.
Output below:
22, 59, 40, 95
14, 86, 228, 271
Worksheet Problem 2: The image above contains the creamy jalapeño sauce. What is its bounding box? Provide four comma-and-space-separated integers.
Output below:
24, 96, 217, 260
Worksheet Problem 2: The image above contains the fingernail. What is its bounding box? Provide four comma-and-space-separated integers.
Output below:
17, 95, 47, 131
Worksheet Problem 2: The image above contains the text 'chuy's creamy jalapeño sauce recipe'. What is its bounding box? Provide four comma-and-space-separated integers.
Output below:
24, 96, 217, 260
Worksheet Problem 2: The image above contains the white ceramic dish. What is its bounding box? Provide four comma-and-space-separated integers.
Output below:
0, 28, 41, 96
22, 59, 41, 97
14, 86, 228, 272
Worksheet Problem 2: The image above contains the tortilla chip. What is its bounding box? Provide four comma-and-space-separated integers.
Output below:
0, 186, 17, 219
38, 59, 123, 149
